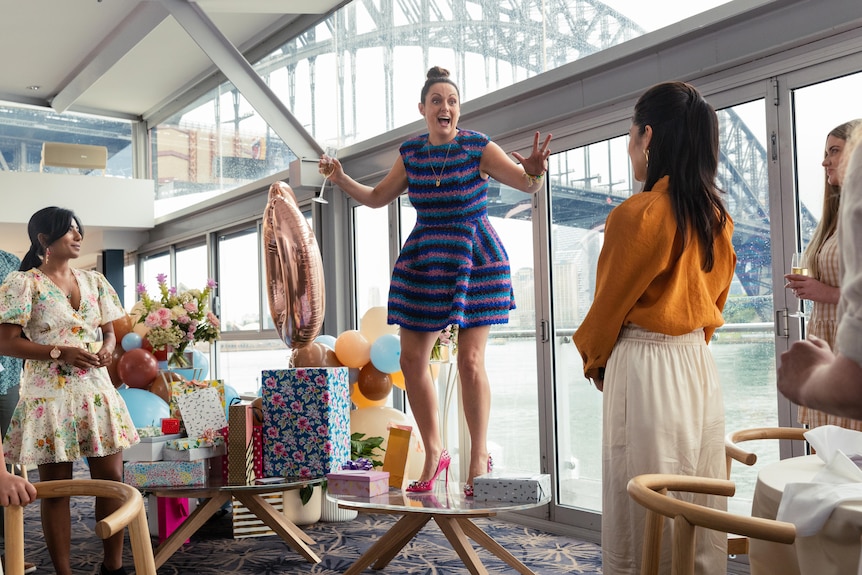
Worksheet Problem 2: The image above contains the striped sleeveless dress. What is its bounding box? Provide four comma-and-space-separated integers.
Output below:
387, 129, 516, 332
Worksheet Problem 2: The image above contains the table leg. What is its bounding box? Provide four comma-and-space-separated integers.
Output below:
343, 513, 432, 575
233, 492, 321, 563
153, 493, 230, 569
434, 516, 488, 575
458, 517, 537, 575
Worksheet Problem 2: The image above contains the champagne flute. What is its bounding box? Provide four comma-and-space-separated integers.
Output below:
789, 252, 809, 318
314, 146, 338, 204
88, 327, 103, 354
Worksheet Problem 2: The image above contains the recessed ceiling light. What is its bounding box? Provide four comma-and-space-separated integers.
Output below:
27, 86, 40, 91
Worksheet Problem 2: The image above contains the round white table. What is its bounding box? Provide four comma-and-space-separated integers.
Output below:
750, 454, 862, 575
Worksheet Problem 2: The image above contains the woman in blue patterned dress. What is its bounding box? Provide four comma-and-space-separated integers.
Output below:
322, 66, 551, 495
0, 207, 139, 575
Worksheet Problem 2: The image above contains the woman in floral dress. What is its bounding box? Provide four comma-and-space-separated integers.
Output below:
0, 206, 139, 575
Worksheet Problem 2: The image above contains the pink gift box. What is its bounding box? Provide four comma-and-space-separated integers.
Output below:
326, 470, 390, 498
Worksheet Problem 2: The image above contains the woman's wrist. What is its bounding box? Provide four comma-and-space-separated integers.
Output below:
523, 170, 545, 187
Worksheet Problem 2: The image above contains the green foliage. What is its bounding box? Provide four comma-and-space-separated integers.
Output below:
351, 432, 385, 468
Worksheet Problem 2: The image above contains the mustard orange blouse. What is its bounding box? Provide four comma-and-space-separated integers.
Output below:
573, 176, 737, 379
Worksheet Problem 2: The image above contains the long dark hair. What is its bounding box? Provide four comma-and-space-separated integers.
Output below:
420, 66, 460, 104
633, 81, 728, 271
19, 207, 83, 271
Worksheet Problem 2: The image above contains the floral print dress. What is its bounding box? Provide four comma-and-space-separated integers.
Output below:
0, 268, 139, 465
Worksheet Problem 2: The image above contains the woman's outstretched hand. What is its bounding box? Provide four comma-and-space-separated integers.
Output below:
318, 153, 344, 184
512, 131, 552, 176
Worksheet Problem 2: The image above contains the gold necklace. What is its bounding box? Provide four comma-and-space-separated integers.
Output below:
41, 268, 73, 299
428, 143, 453, 187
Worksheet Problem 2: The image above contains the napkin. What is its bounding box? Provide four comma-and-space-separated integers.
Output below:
777, 433, 862, 536
805, 425, 862, 465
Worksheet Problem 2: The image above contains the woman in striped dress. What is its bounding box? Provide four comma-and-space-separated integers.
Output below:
321, 66, 551, 495
786, 119, 862, 431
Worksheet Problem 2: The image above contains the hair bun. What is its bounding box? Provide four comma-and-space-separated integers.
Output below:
426, 66, 450, 81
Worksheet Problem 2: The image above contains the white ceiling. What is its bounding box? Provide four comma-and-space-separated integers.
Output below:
0, 0, 345, 267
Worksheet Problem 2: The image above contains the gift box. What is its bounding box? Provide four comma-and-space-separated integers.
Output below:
124, 460, 210, 488
382, 425, 412, 489
231, 492, 284, 539
163, 443, 226, 462
161, 418, 181, 434
261, 368, 351, 478
227, 404, 255, 485
123, 433, 183, 462
473, 471, 551, 503
177, 387, 228, 440
169, 379, 225, 431
146, 495, 191, 544
326, 470, 390, 498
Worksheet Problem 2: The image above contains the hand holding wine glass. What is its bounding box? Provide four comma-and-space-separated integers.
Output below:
88, 327, 104, 366
315, 146, 338, 204
788, 252, 809, 318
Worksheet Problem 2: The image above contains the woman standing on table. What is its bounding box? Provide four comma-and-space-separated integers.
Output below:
321, 66, 551, 496
786, 119, 862, 431
573, 82, 736, 575
0, 207, 139, 575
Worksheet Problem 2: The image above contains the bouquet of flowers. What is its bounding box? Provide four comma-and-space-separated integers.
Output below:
131, 273, 220, 367
430, 324, 458, 361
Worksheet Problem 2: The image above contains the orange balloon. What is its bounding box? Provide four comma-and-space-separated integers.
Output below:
112, 314, 133, 344
351, 382, 387, 408
357, 364, 393, 401
251, 396, 264, 425
334, 330, 371, 368
106, 346, 125, 388
390, 370, 406, 390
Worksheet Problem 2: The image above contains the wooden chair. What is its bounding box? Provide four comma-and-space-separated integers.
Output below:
627, 473, 795, 575
723, 426, 807, 555
3, 479, 156, 575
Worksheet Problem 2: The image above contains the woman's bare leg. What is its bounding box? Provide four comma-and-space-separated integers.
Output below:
457, 325, 492, 486
88, 452, 125, 571
399, 328, 443, 481
38, 462, 74, 575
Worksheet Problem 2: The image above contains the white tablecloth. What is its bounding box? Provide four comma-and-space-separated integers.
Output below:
750, 454, 862, 575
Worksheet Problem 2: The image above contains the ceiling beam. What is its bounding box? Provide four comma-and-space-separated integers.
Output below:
50, 2, 170, 113
161, 0, 322, 162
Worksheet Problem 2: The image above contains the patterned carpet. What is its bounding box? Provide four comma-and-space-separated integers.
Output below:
14, 465, 604, 574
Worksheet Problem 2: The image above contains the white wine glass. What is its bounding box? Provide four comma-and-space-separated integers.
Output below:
314, 146, 338, 204
789, 252, 809, 319
88, 327, 104, 354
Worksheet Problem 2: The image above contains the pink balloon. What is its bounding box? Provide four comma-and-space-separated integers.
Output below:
117, 348, 159, 389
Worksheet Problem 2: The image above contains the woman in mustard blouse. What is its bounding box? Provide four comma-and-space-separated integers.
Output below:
573, 82, 737, 575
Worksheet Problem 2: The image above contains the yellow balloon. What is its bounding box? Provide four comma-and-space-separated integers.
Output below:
389, 370, 405, 390
359, 306, 398, 343
351, 382, 386, 408
349, 406, 425, 481
334, 330, 371, 368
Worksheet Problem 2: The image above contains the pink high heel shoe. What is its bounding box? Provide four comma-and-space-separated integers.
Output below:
463, 453, 493, 497
406, 450, 451, 493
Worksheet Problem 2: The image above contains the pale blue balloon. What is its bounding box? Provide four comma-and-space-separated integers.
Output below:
314, 334, 337, 350
121, 332, 142, 351
191, 349, 210, 379
117, 387, 169, 428
223, 384, 240, 419
369, 333, 401, 374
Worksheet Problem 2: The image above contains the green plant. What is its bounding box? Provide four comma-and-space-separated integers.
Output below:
351, 432, 385, 468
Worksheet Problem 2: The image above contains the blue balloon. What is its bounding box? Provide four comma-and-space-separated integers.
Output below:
223, 384, 240, 419
369, 333, 401, 374
191, 349, 210, 379
121, 332, 142, 351
117, 387, 169, 428
314, 334, 337, 350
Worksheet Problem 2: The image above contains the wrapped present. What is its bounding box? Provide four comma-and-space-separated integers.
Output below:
382, 425, 412, 489
227, 404, 255, 486
473, 471, 551, 503
161, 418, 180, 434
177, 387, 228, 440
165, 435, 226, 450
326, 470, 390, 498
261, 368, 350, 478
123, 433, 183, 462
146, 495, 191, 544
124, 460, 210, 488
231, 492, 283, 539
164, 443, 226, 462
252, 425, 264, 479
169, 379, 225, 430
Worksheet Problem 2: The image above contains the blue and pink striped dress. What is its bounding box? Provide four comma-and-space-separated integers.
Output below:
387, 129, 516, 332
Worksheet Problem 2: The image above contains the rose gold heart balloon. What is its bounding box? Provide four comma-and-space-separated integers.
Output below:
262, 181, 325, 350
